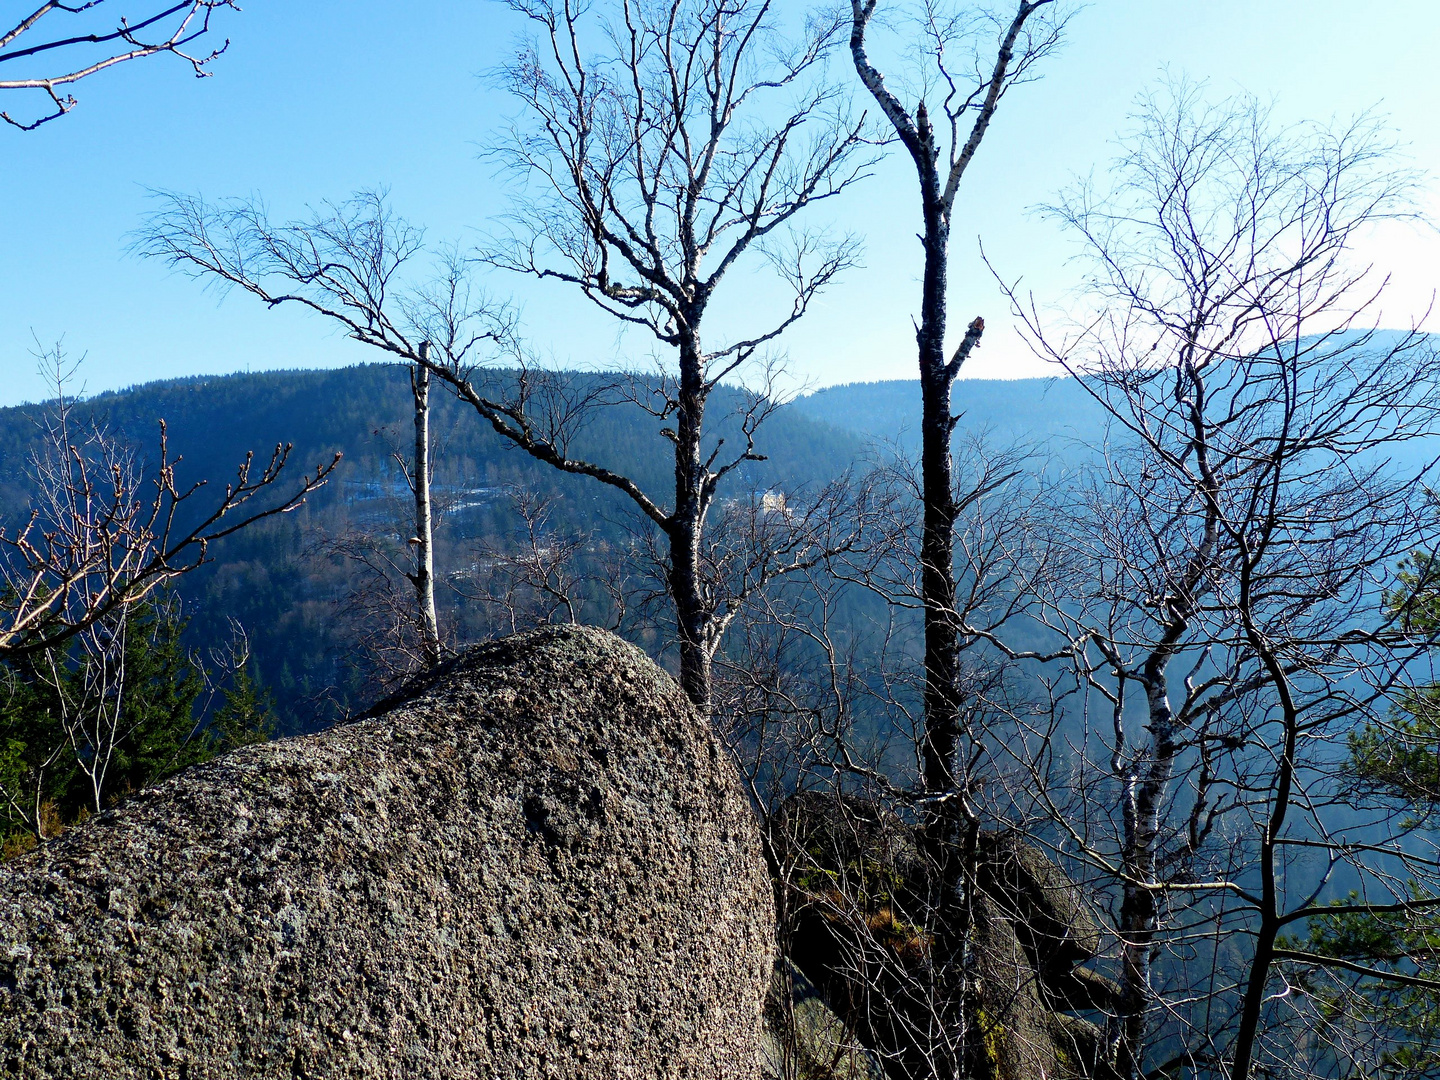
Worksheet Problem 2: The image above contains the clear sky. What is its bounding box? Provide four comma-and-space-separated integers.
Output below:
1, 1, 1438, 407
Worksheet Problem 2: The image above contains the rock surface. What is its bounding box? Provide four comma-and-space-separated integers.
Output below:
762, 961, 882, 1080
0, 625, 774, 1079
775, 793, 1119, 1080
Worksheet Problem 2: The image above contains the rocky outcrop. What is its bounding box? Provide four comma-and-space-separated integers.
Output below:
0, 625, 774, 1079
763, 961, 883, 1080
774, 793, 1119, 1080
969, 834, 1121, 1080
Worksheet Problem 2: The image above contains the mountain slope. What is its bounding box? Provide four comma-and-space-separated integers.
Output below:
0, 364, 872, 730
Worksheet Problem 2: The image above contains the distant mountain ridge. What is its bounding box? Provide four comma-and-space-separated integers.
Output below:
0, 370, 1114, 525
1, 366, 1109, 732
0, 364, 868, 524
791, 376, 1111, 452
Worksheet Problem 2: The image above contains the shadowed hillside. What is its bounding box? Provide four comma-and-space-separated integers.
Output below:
0, 364, 871, 732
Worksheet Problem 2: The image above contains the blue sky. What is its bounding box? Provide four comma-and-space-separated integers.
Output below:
1, 0, 1438, 407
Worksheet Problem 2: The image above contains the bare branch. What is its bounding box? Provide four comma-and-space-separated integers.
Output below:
0, 1, 237, 130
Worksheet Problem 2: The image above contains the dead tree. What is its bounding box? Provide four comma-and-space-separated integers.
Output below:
843, 12, 1067, 1064
0, 1, 236, 130
1001, 82, 1440, 1080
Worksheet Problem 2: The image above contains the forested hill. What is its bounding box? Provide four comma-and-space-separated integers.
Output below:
0, 368, 1113, 521
0, 364, 866, 525
0, 365, 1126, 733
10, 361, 1425, 735
0, 364, 874, 732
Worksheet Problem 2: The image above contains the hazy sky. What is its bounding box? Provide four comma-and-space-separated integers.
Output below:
2, 1, 1438, 407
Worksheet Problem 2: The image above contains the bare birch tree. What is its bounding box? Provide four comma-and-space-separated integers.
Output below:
409, 344, 441, 665
1, 0, 236, 130
312, 344, 459, 683
999, 83, 1440, 1080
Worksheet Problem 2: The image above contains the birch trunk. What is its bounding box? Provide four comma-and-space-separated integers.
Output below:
412, 348, 441, 667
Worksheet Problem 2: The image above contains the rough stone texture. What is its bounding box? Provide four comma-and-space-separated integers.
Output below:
0, 625, 774, 1079
971, 831, 1120, 1080
775, 794, 1120, 1080
976, 832, 1103, 975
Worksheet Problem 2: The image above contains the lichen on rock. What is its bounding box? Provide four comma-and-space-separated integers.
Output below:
0, 625, 774, 1079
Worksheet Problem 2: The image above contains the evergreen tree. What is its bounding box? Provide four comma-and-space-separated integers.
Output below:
1349, 554, 1440, 805
0, 591, 272, 856
1302, 554, 1440, 1079
0, 658, 69, 848
208, 658, 278, 753
85, 596, 208, 805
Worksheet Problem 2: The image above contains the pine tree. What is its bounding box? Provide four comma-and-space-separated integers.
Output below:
0, 592, 273, 856
1302, 554, 1440, 1080
89, 597, 208, 804
208, 658, 277, 753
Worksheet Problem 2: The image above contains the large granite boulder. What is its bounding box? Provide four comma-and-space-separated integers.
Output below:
0, 625, 774, 1079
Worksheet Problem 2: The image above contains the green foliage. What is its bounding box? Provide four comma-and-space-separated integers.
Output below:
208, 658, 278, 753
0, 593, 273, 855
1349, 555, 1440, 805
1309, 553, 1440, 1077
1302, 891, 1440, 1080
1348, 697, 1440, 806
0, 648, 72, 840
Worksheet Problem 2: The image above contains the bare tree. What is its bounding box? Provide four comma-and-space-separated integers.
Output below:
140, 0, 878, 711
0, 345, 339, 662
313, 348, 459, 684
710, 438, 1067, 1080
478, 0, 879, 708
848, 0, 1064, 838
409, 345, 442, 665
838, 10, 1069, 1061
463, 487, 633, 636
999, 83, 1440, 1080
43, 597, 133, 819
0, 351, 330, 839
0, 0, 236, 130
